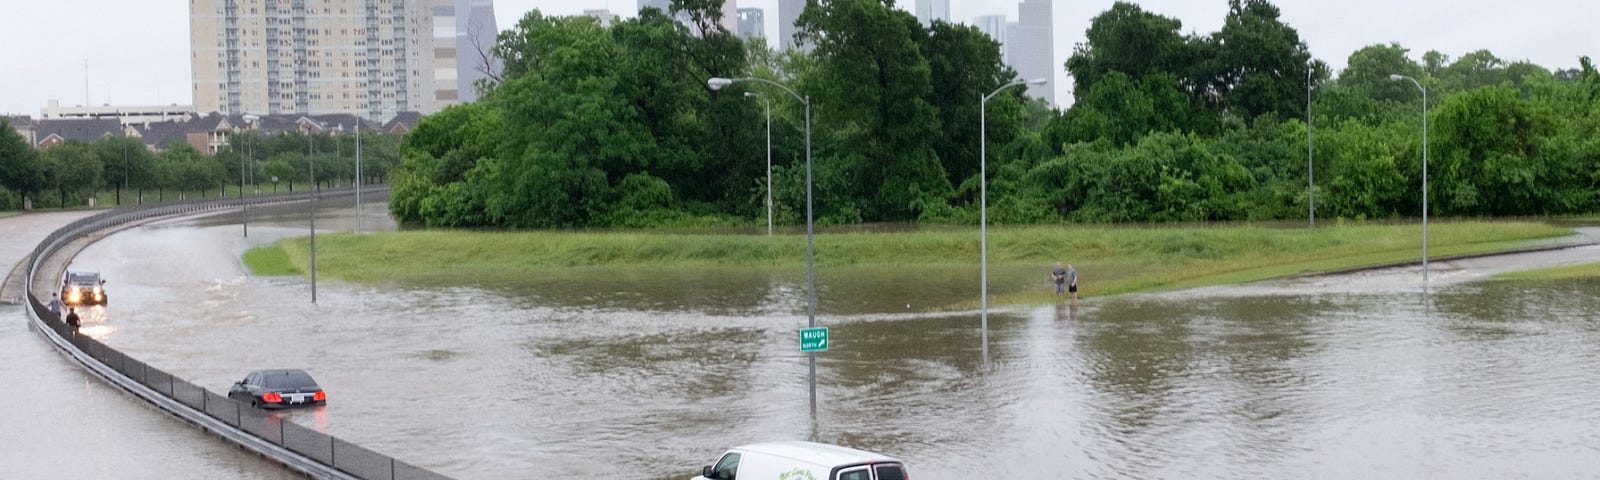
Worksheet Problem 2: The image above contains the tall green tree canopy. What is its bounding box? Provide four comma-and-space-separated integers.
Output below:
0, 119, 45, 200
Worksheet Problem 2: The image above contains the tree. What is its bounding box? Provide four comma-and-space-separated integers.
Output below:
486, 14, 641, 228
1059, 71, 1205, 145
797, 0, 951, 221
1208, 0, 1313, 121
390, 102, 502, 225
920, 21, 1023, 198
1430, 85, 1564, 215
1314, 119, 1409, 219
158, 141, 220, 198
1065, 2, 1199, 96
41, 142, 103, 207
93, 135, 152, 204
0, 119, 45, 207
1339, 43, 1426, 104
613, 6, 751, 214
261, 155, 300, 192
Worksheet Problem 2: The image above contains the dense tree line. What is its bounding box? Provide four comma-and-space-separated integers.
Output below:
390, 0, 1600, 228
0, 124, 400, 210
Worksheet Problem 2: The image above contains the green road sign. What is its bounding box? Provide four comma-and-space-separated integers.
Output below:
800, 327, 829, 352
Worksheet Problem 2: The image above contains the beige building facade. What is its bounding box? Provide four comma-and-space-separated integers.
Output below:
191, 0, 450, 119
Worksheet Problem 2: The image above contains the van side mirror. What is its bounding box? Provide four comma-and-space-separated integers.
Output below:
702, 465, 716, 479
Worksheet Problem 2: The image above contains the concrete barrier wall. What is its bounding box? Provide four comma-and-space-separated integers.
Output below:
22, 187, 453, 480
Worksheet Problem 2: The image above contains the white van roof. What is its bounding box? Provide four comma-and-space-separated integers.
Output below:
737, 441, 900, 467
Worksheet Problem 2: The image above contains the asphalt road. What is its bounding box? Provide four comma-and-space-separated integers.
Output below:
0, 210, 298, 480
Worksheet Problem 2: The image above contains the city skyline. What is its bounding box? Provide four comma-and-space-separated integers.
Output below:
3, 0, 1595, 115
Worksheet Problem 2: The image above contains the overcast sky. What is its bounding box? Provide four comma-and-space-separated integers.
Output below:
1, 0, 1593, 116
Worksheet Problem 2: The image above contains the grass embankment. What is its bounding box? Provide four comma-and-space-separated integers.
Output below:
241, 244, 299, 276
244, 221, 1573, 304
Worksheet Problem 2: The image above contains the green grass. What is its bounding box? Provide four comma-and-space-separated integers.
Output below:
244, 220, 1573, 303
1494, 262, 1600, 281
242, 244, 300, 276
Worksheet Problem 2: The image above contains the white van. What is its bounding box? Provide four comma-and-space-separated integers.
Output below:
691, 441, 910, 480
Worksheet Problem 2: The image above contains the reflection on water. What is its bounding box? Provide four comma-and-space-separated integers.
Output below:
64, 205, 1600, 480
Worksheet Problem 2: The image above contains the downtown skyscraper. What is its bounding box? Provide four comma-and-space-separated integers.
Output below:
916, 0, 950, 27
1014, 0, 1054, 105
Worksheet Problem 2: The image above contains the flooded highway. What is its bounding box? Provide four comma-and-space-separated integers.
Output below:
58, 200, 1600, 479
0, 211, 298, 479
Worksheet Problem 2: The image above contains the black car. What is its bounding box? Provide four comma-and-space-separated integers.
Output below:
229, 369, 327, 409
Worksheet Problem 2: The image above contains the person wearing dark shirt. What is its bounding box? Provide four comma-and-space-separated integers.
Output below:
65, 307, 81, 330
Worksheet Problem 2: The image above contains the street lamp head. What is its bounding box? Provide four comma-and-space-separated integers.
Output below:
1389, 74, 1405, 81
1027, 78, 1048, 86
707, 77, 733, 91
744, 92, 758, 98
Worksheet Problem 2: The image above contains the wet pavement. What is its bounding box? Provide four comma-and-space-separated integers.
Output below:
61, 202, 1600, 480
0, 211, 298, 479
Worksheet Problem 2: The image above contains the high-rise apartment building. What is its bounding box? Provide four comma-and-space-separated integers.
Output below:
1015, 0, 1054, 105
191, 0, 479, 119
974, 14, 1008, 63
915, 0, 950, 27
737, 8, 764, 39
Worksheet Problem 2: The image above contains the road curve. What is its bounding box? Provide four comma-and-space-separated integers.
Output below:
0, 211, 300, 479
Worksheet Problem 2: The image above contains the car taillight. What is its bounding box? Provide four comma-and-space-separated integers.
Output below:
262, 392, 283, 403
313, 391, 326, 402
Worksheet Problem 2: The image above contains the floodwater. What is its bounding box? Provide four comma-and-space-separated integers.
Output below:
61, 200, 1600, 479
0, 211, 298, 479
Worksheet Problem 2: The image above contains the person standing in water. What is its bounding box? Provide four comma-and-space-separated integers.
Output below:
1066, 263, 1079, 306
1052, 262, 1068, 298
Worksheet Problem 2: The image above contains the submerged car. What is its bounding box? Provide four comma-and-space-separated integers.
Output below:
62, 271, 107, 305
228, 369, 327, 409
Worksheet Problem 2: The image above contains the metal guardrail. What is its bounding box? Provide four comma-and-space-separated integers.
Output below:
22, 187, 452, 480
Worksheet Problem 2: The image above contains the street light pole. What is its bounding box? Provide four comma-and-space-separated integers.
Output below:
308, 129, 318, 303
356, 115, 363, 234
1391, 74, 1428, 284
980, 78, 1046, 354
710, 76, 814, 409
241, 135, 248, 237
1307, 66, 1315, 228
746, 92, 773, 236
242, 114, 258, 238
120, 137, 127, 206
